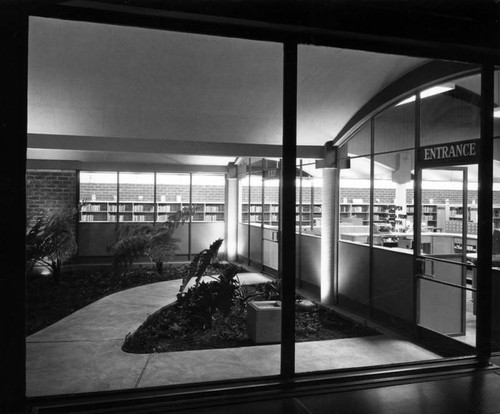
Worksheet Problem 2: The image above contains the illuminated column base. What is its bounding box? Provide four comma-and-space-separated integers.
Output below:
321, 167, 339, 305
225, 174, 238, 261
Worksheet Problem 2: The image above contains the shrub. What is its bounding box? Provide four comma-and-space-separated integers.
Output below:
26, 207, 79, 283
108, 207, 193, 274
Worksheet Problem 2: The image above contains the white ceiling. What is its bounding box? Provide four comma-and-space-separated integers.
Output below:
27, 16, 428, 168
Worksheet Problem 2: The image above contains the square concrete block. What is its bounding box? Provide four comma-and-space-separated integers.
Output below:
247, 300, 281, 344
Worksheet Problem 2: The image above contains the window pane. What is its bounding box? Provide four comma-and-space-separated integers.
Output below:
339, 156, 372, 244
156, 173, 190, 222
421, 75, 481, 146
346, 122, 371, 157
374, 100, 415, 153
192, 174, 225, 222
79, 171, 117, 222
191, 174, 226, 254
372, 151, 414, 246
249, 160, 264, 226
239, 172, 250, 225
118, 172, 155, 223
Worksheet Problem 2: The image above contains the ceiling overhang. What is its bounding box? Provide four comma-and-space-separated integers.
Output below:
28, 134, 325, 161
28, 0, 500, 65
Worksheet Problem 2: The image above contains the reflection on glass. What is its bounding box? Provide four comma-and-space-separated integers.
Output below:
374, 100, 414, 153
421, 75, 481, 146
346, 122, 371, 157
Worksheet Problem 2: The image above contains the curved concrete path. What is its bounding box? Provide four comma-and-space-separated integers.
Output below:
26, 276, 440, 397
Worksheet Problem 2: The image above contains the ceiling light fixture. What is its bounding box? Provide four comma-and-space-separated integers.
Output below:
396, 83, 455, 106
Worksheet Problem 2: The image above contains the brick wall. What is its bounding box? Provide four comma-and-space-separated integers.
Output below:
80, 183, 225, 203
241, 185, 323, 204
339, 188, 371, 203
26, 170, 77, 231
407, 189, 482, 204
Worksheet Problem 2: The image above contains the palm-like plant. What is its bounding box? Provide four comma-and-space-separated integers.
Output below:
178, 238, 224, 295
26, 208, 79, 283
108, 207, 192, 274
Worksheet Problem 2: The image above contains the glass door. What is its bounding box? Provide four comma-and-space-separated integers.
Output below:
416, 167, 477, 348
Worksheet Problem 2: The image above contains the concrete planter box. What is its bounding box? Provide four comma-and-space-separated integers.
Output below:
247, 300, 281, 344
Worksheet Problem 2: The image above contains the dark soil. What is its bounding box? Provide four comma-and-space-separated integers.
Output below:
122, 300, 380, 354
26, 265, 186, 336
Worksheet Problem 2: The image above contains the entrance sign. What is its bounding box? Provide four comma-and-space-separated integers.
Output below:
418, 139, 480, 166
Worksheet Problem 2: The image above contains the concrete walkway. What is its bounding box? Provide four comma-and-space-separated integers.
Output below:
26, 275, 440, 397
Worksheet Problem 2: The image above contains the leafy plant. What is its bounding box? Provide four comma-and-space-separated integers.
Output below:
26, 206, 80, 283
252, 278, 281, 301
108, 207, 192, 274
175, 260, 242, 331
178, 238, 224, 294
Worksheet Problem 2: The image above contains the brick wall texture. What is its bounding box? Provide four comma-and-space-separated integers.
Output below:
241, 186, 323, 204
27, 169, 499, 234
80, 183, 225, 203
26, 170, 77, 231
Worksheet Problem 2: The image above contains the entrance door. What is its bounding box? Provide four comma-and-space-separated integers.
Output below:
416, 167, 476, 346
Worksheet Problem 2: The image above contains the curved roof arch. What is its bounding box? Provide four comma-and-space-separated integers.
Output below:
332, 60, 479, 146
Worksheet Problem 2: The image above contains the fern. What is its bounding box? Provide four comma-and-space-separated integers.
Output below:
108, 207, 193, 274
178, 238, 224, 295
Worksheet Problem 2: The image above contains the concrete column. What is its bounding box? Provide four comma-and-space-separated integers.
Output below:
321, 167, 339, 305
225, 163, 238, 261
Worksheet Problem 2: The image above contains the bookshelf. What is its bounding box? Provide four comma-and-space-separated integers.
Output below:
241, 203, 321, 226
340, 203, 400, 226
406, 204, 438, 229
80, 201, 225, 223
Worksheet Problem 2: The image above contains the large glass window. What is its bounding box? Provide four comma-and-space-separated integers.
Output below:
29, 19, 284, 394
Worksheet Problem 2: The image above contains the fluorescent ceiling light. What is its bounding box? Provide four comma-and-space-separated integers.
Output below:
396, 83, 455, 106
494, 107, 500, 118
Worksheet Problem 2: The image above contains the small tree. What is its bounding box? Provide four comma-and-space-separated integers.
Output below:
26, 208, 79, 283
108, 207, 193, 274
